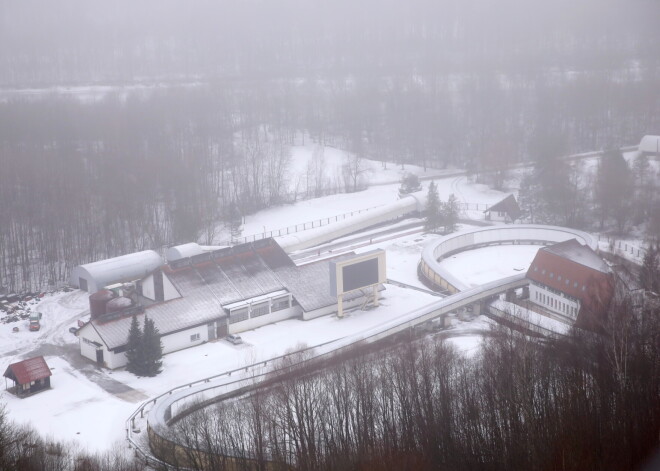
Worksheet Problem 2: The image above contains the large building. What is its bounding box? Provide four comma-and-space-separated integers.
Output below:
526, 239, 614, 328
76, 239, 376, 369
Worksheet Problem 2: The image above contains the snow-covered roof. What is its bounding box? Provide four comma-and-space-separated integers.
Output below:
4, 356, 52, 385
639, 135, 660, 154
484, 194, 521, 220
166, 243, 206, 262
541, 239, 609, 273
527, 239, 614, 322
70, 250, 163, 292
86, 239, 355, 349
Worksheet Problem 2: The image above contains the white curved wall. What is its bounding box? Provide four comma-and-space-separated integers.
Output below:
277, 192, 426, 253
420, 224, 596, 292
166, 243, 205, 262
70, 250, 164, 293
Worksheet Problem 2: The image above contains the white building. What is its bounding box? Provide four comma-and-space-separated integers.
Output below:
76, 239, 371, 369
639, 135, 660, 155
526, 239, 614, 327
69, 251, 164, 294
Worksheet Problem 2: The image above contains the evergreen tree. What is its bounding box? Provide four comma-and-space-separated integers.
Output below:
425, 181, 441, 232
442, 193, 460, 233
639, 245, 659, 293
125, 315, 143, 376
595, 149, 632, 231
142, 315, 163, 377
398, 173, 421, 196
228, 202, 243, 242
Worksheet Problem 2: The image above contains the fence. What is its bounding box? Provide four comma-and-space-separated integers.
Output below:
223, 202, 489, 246
126, 275, 530, 468
221, 204, 387, 246
598, 236, 648, 264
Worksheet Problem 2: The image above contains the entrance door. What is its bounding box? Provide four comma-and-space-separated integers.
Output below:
79, 278, 88, 291
96, 349, 104, 366
207, 322, 216, 341
216, 321, 228, 338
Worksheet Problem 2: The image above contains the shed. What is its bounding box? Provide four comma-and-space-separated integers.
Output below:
639, 135, 660, 155
69, 250, 163, 293
4, 356, 52, 397
484, 194, 521, 223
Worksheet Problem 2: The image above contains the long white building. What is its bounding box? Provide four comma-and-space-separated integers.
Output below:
76, 239, 370, 369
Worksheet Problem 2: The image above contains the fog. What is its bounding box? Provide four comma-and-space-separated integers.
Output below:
1, 0, 659, 86
0, 0, 659, 291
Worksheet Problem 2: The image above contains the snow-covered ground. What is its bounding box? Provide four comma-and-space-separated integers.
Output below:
1, 281, 441, 452
0, 144, 569, 454
438, 245, 541, 289
236, 142, 509, 240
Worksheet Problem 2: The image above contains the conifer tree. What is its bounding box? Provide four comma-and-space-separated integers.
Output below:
639, 245, 659, 293
125, 315, 143, 376
142, 315, 163, 377
425, 181, 441, 232
442, 193, 460, 233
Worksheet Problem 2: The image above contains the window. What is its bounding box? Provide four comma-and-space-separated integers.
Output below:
565, 279, 570, 285
549, 272, 554, 278
272, 297, 290, 312
542, 269, 546, 275
190, 333, 200, 342
229, 307, 249, 324
533, 266, 538, 272
557, 275, 562, 281
251, 302, 270, 318
581, 286, 586, 291
574, 282, 578, 288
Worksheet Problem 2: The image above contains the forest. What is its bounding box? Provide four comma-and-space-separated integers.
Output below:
157, 296, 660, 471
1, 0, 659, 290
0, 293, 657, 470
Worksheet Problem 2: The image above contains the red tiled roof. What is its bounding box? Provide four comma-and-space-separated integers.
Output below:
3, 356, 52, 385
527, 240, 614, 323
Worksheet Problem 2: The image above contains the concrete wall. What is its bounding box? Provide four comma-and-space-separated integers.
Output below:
420, 224, 597, 292
141, 272, 180, 301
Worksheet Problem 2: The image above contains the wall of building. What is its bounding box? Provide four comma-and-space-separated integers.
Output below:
529, 281, 579, 320
141, 272, 180, 302
161, 324, 210, 354
228, 305, 302, 334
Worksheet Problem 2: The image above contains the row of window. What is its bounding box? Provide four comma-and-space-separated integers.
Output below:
532, 266, 587, 292
534, 290, 577, 318
228, 296, 292, 325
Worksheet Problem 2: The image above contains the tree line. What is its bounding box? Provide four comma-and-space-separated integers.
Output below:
163, 296, 660, 471
1, 0, 660, 292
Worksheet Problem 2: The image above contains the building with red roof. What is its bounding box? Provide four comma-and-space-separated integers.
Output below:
526, 239, 614, 328
3, 356, 52, 397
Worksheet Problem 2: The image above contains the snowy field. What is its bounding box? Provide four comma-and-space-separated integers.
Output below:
438, 245, 541, 289
0, 144, 552, 454
1, 282, 443, 452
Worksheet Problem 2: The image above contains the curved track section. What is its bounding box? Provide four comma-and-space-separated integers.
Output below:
420, 224, 597, 293
131, 274, 527, 469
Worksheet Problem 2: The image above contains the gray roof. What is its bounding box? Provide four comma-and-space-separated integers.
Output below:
87, 239, 351, 349
541, 239, 610, 273
485, 194, 522, 220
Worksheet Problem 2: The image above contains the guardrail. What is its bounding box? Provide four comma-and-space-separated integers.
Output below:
126, 274, 530, 468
